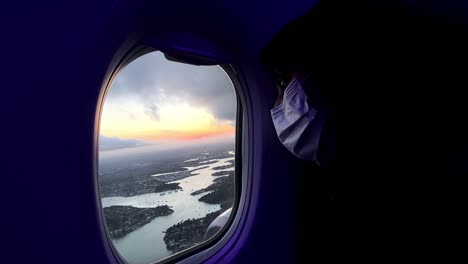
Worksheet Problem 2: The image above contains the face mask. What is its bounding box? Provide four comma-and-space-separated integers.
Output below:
271, 78, 325, 161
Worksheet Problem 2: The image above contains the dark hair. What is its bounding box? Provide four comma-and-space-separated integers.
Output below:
260, 4, 326, 83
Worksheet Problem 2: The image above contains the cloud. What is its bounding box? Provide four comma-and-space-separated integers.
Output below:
143, 101, 160, 121
99, 135, 146, 151
107, 52, 237, 123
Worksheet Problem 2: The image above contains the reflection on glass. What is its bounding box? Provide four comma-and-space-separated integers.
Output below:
98, 52, 236, 264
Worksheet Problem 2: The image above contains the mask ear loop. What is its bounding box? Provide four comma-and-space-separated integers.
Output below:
280, 80, 288, 89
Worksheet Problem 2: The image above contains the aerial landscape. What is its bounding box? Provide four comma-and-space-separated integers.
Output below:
99, 141, 235, 263
98, 51, 238, 264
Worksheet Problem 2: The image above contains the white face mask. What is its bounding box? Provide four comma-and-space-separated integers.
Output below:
271, 78, 325, 161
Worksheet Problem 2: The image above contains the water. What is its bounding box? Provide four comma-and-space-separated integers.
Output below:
101, 157, 234, 264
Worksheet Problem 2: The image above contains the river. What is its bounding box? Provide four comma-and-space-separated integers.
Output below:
101, 157, 234, 264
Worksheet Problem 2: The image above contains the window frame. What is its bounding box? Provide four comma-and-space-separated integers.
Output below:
95, 45, 250, 264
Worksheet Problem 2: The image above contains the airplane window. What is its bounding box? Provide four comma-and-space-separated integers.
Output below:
98, 51, 237, 264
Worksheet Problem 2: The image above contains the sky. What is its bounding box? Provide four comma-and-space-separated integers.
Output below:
100, 52, 236, 152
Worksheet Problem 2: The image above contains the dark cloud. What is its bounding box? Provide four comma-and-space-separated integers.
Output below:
107, 52, 237, 122
143, 101, 160, 121
99, 135, 146, 151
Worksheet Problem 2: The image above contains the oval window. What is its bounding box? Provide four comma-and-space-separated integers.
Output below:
98, 51, 238, 264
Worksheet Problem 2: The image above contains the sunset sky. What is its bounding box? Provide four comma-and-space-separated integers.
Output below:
100, 52, 236, 151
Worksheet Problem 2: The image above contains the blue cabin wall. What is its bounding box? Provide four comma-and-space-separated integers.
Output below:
3, 0, 467, 263
1, 0, 316, 263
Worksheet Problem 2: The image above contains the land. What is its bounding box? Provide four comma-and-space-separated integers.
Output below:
212, 165, 233, 170
197, 174, 235, 210
163, 210, 223, 253
99, 142, 236, 249
163, 172, 235, 252
104, 205, 174, 239
211, 170, 234, 177
190, 172, 233, 195
179, 152, 234, 168
100, 176, 182, 197
99, 144, 234, 198
99, 165, 211, 198
152, 166, 209, 182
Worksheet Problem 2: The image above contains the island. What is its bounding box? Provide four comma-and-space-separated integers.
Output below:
197, 174, 234, 210
163, 210, 223, 252
104, 205, 174, 240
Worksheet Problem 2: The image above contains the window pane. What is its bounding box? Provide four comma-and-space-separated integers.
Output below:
98, 52, 237, 264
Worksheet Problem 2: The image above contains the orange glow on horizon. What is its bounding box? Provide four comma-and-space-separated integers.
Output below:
137, 125, 235, 141
100, 102, 235, 142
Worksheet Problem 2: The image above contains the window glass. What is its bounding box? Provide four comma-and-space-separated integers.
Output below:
98, 52, 237, 264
